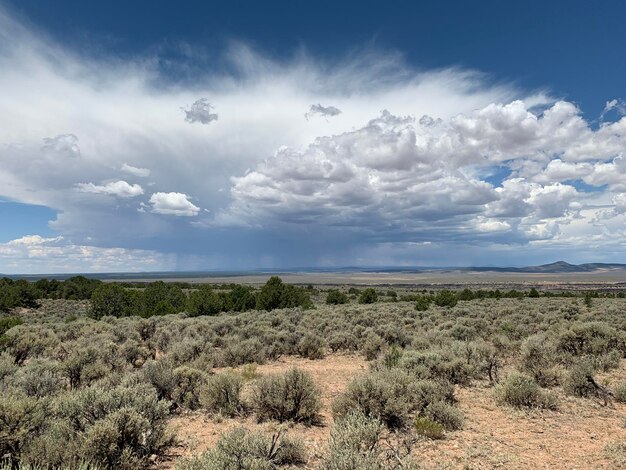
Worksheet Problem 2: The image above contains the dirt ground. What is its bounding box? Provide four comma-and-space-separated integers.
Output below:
165, 355, 626, 469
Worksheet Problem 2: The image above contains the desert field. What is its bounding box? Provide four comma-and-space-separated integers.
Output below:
2, 278, 626, 469
108, 270, 626, 289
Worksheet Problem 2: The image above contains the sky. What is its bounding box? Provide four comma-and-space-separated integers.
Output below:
1, 0, 626, 273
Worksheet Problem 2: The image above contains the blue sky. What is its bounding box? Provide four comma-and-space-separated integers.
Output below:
1, 0, 626, 273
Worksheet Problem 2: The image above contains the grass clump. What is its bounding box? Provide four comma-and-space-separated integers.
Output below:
414, 417, 444, 440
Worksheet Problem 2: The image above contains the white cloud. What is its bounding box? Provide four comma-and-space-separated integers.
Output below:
121, 163, 150, 177
76, 180, 144, 198
183, 98, 218, 124
304, 103, 342, 120
601, 99, 626, 121
2, 6, 626, 268
474, 218, 511, 232
0, 234, 170, 274
149, 192, 200, 216
7, 235, 64, 246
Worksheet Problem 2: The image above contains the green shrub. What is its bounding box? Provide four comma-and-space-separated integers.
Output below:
256, 277, 312, 311
89, 284, 132, 320
172, 366, 207, 410
175, 428, 306, 470
361, 333, 385, 361
0, 316, 23, 335
414, 417, 444, 439
496, 372, 558, 410
613, 381, 626, 403
358, 288, 378, 305
0, 393, 49, 466
321, 412, 418, 470
398, 348, 473, 385
46, 382, 174, 468
422, 401, 463, 430
187, 286, 224, 316
297, 333, 326, 359
143, 281, 186, 317
557, 322, 624, 359
434, 290, 458, 308
252, 368, 321, 423
141, 359, 176, 402
519, 334, 560, 387
414, 296, 431, 311
333, 369, 451, 430
201, 371, 245, 417
326, 289, 349, 305
14, 359, 64, 398
563, 361, 607, 400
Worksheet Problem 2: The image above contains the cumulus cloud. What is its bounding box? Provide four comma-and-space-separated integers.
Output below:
0, 234, 170, 274
217, 105, 599, 237
304, 103, 342, 120
3, 5, 626, 269
121, 163, 150, 177
149, 192, 200, 216
474, 218, 511, 233
76, 180, 144, 198
183, 98, 218, 124
7, 235, 64, 246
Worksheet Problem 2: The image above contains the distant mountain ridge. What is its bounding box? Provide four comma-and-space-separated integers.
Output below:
461, 261, 626, 273
3, 261, 626, 279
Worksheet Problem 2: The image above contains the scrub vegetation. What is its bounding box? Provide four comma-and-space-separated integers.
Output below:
1, 277, 626, 468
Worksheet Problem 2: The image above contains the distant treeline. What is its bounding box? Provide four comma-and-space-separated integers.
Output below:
2, 275, 626, 317
0, 275, 313, 317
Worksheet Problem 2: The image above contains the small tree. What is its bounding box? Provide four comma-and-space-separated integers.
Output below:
89, 284, 131, 319
326, 289, 349, 305
414, 296, 431, 312
434, 290, 457, 308
187, 286, 224, 316
358, 288, 378, 304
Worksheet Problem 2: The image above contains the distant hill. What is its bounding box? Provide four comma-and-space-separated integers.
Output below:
463, 261, 626, 274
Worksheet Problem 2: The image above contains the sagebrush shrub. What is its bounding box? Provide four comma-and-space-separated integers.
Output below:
0, 393, 49, 466
297, 333, 326, 359
321, 412, 419, 470
496, 372, 558, 409
172, 366, 207, 410
613, 381, 626, 403
563, 361, 604, 399
253, 368, 321, 423
519, 334, 561, 387
201, 371, 245, 417
333, 369, 453, 430
175, 428, 306, 470
422, 401, 463, 430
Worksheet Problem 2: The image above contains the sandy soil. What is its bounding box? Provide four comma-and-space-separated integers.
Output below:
164, 355, 626, 469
